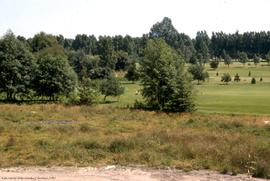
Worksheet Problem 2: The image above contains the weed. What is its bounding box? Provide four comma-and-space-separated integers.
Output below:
0, 126, 4, 133
5, 137, 15, 148
75, 140, 103, 150
109, 139, 135, 153
79, 123, 91, 132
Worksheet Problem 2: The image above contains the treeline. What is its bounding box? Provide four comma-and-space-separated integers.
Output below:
1, 17, 270, 106
9, 17, 270, 68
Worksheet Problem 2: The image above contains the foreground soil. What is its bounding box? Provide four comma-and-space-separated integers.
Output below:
0, 166, 266, 181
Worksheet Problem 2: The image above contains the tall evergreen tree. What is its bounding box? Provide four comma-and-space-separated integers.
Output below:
195, 31, 211, 64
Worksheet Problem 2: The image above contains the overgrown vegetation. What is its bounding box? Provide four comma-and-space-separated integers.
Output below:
0, 104, 269, 178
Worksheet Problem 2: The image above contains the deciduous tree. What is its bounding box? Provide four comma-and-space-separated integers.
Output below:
0, 31, 35, 101
33, 55, 77, 100
140, 38, 195, 112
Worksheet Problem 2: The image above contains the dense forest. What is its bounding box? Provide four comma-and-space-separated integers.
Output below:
1, 17, 270, 110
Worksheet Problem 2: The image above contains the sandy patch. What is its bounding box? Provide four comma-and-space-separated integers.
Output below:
0, 166, 266, 181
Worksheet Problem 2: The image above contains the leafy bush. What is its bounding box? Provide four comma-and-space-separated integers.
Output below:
234, 73, 240, 82
221, 73, 232, 84
65, 78, 99, 105
188, 64, 209, 84
125, 62, 140, 82
210, 60, 219, 69
251, 77, 256, 84
100, 77, 124, 101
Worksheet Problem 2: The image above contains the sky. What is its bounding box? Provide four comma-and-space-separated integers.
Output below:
0, 0, 270, 39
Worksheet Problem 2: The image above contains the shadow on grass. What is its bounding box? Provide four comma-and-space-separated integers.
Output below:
218, 83, 231, 85
98, 100, 119, 104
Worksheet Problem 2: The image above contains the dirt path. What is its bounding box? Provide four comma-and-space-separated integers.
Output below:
0, 166, 266, 181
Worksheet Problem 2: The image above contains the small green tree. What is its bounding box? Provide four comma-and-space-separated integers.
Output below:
266, 52, 270, 66
113, 50, 130, 71
221, 73, 232, 84
31, 32, 59, 52
238, 52, 248, 66
99, 77, 124, 101
251, 77, 256, 84
224, 54, 232, 67
125, 62, 140, 82
253, 54, 260, 67
248, 71, 251, 77
77, 78, 99, 105
188, 64, 209, 84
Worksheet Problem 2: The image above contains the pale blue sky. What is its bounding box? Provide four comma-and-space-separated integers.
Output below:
0, 0, 270, 38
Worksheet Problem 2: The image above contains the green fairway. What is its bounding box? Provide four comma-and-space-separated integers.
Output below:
196, 82, 270, 114
198, 62, 270, 114
106, 63, 270, 115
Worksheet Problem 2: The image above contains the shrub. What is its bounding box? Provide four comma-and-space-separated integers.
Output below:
5, 137, 15, 148
125, 62, 140, 82
234, 73, 240, 82
36, 139, 51, 150
79, 123, 91, 132
75, 140, 102, 150
100, 77, 124, 101
221, 73, 232, 84
188, 64, 209, 84
251, 78, 256, 84
210, 60, 219, 69
109, 139, 135, 153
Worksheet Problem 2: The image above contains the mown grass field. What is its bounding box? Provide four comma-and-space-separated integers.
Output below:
107, 62, 270, 115
0, 104, 269, 178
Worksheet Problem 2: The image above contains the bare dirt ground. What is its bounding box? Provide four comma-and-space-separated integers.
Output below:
0, 166, 266, 181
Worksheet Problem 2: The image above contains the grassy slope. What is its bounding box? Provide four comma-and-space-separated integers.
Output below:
0, 104, 269, 178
